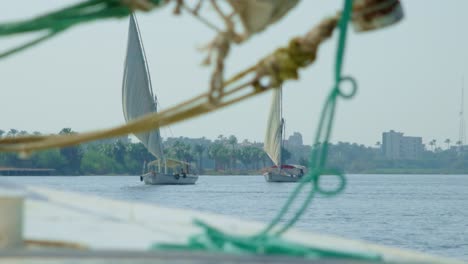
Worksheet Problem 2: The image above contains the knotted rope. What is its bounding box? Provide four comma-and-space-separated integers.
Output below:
0, 9, 341, 157
151, 0, 377, 260
0, 0, 397, 260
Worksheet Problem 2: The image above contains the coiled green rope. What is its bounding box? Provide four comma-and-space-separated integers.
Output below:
0, 0, 165, 59
153, 0, 379, 260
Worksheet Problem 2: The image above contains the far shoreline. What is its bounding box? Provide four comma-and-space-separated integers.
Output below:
3, 172, 467, 177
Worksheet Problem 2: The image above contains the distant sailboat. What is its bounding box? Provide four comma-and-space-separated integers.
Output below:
122, 14, 198, 185
263, 86, 305, 182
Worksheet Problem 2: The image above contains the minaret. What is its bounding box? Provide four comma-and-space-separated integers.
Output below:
459, 77, 466, 151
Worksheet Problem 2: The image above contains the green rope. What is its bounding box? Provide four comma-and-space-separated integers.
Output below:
0, 0, 166, 59
152, 0, 378, 260
257, 0, 358, 236
153, 220, 381, 260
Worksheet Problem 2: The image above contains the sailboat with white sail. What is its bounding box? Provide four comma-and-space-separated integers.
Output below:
122, 14, 198, 185
263, 86, 306, 182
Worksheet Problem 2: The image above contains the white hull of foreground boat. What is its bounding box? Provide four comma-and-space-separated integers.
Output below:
142, 172, 198, 185
263, 172, 303, 182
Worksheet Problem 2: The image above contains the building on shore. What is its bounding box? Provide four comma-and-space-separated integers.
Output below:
285, 132, 303, 147
382, 130, 423, 160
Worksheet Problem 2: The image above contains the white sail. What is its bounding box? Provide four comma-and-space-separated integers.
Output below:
264, 87, 283, 167
122, 14, 164, 159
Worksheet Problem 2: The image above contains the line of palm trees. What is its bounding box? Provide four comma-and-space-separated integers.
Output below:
0, 129, 42, 138
375, 138, 463, 152
0, 129, 280, 173
166, 135, 270, 172
428, 138, 464, 152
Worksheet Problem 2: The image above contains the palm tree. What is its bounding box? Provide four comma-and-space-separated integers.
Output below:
239, 145, 255, 169
217, 134, 226, 142
375, 141, 382, 155
428, 140, 435, 151
7, 129, 18, 137
112, 140, 126, 164
228, 135, 237, 146
59, 128, 74, 135
228, 135, 238, 170
252, 147, 264, 170
193, 144, 205, 172
169, 141, 194, 162
208, 142, 229, 171
444, 138, 451, 150
456, 140, 462, 149
58, 128, 83, 174
126, 142, 153, 170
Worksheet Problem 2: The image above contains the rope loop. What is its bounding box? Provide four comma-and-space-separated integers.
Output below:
313, 169, 347, 196
336, 76, 357, 99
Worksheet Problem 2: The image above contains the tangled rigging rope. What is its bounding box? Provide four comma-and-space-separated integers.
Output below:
0, 0, 404, 259
0, 6, 340, 157
150, 0, 370, 259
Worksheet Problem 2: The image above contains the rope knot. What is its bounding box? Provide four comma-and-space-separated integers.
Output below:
254, 47, 300, 89
254, 15, 339, 89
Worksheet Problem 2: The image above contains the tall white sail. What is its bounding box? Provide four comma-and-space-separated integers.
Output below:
122, 14, 164, 159
264, 87, 283, 167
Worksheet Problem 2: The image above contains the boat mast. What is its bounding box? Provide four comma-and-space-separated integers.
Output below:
279, 85, 284, 170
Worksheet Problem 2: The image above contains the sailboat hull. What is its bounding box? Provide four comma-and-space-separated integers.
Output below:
142, 172, 198, 185
263, 172, 302, 182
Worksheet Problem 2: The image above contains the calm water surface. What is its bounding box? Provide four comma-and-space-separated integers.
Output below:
3, 174, 467, 260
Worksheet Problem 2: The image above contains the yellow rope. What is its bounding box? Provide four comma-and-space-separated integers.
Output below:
0, 15, 339, 155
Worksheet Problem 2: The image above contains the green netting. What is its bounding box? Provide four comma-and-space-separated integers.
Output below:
0, 0, 165, 59
152, 0, 378, 260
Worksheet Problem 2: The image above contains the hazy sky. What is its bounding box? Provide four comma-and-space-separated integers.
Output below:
1, 1, 467, 147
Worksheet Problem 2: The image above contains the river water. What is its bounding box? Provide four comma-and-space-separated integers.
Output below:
3, 174, 467, 260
